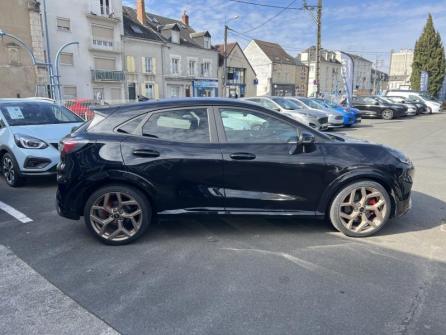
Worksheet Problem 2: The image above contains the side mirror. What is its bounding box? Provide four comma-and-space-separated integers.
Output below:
288, 131, 315, 154
301, 132, 315, 144
374, 101, 379, 105
274, 107, 281, 112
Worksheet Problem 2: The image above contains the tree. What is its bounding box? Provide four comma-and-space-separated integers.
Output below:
410, 14, 446, 96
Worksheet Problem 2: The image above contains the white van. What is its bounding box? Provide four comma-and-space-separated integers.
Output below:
385, 90, 443, 113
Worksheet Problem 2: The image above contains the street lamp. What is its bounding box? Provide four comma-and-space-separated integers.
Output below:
223, 15, 240, 97
54, 41, 79, 103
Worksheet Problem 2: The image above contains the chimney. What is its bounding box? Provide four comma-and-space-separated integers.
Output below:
137, 0, 146, 25
181, 10, 189, 26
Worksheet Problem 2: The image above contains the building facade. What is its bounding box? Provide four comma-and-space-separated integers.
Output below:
45, 0, 126, 103
299, 47, 342, 97
388, 49, 413, 90
123, 1, 219, 100
244, 39, 308, 97
215, 42, 257, 98
0, 0, 48, 98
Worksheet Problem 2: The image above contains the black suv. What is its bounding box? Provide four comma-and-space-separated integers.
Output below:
57, 98, 414, 245
351, 96, 407, 120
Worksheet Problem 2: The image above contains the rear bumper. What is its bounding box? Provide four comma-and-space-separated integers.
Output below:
56, 188, 80, 220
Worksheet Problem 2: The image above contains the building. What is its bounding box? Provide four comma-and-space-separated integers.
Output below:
44, 0, 126, 103
215, 42, 257, 98
244, 39, 308, 96
299, 46, 342, 97
0, 0, 48, 98
371, 68, 389, 95
388, 49, 413, 90
123, 1, 219, 99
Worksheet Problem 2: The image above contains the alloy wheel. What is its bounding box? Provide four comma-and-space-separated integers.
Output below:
382, 110, 393, 120
338, 186, 387, 234
3, 156, 15, 184
89, 192, 143, 242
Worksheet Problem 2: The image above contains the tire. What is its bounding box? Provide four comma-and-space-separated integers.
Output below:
1, 153, 24, 187
381, 109, 394, 120
84, 185, 152, 245
427, 107, 433, 114
329, 180, 391, 237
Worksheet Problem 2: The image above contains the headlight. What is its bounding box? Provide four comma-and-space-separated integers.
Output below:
14, 134, 48, 149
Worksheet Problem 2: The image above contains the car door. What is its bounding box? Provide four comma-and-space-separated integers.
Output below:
214, 106, 328, 215
120, 106, 225, 214
353, 97, 381, 117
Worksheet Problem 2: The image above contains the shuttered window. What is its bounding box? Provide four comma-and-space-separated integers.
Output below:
94, 57, 115, 70
60, 52, 73, 65
92, 25, 114, 39
126, 56, 136, 73
57, 18, 70, 31
63, 86, 77, 99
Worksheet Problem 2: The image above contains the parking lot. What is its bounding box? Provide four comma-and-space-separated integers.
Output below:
1, 114, 446, 335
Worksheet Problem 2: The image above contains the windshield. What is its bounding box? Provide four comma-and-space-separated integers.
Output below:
300, 98, 325, 110
271, 98, 301, 110
0, 102, 83, 126
419, 92, 440, 102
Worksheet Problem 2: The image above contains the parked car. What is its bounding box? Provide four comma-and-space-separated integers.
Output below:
65, 99, 102, 120
315, 99, 358, 127
243, 97, 326, 130
385, 90, 444, 114
57, 98, 414, 245
385, 96, 428, 114
0, 99, 84, 187
283, 97, 329, 130
351, 96, 407, 120
374, 96, 417, 116
292, 97, 344, 128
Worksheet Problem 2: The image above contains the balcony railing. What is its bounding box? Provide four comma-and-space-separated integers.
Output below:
91, 70, 125, 82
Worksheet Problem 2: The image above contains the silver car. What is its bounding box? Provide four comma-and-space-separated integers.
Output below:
243, 96, 326, 130
291, 97, 344, 128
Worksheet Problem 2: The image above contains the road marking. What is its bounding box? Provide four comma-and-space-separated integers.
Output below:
0, 201, 33, 223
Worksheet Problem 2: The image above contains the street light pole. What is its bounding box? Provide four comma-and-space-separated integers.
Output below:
223, 16, 239, 98
54, 41, 79, 103
315, 0, 322, 97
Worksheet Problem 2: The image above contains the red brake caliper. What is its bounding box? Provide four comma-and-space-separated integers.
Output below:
367, 198, 377, 206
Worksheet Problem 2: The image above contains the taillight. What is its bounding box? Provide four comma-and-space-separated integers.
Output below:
59, 139, 87, 155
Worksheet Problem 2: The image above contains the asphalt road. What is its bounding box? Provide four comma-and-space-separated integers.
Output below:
1, 114, 446, 335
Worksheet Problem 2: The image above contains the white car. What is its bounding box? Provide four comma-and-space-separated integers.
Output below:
385, 90, 444, 113
0, 99, 84, 187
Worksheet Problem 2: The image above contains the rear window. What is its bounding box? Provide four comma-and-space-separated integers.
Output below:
0, 102, 83, 126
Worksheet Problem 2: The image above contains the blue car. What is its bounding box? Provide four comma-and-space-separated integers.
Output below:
313, 99, 356, 127
0, 99, 84, 187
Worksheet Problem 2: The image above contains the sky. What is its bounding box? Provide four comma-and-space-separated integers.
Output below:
122, 0, 446, 72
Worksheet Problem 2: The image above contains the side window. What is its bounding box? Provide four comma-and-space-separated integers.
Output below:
258, 99, 278, 110
0, 115, 4, 129
142, 108, 210, 143
219, 108, 297, 143
117, 114, 146, 134
408, 95, 421, 103
363, 97, 376, 105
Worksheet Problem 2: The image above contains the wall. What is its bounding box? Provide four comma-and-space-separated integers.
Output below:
244, 41, 272, 96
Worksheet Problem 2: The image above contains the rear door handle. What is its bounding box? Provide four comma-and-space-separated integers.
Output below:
229, 152, 256, 160
132, 149, 160, 158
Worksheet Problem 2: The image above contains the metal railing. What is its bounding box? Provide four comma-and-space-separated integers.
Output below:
91, 70, 125, 82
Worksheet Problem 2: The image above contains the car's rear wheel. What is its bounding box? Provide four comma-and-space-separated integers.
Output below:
84, 185, 151, 245
329, 180, 391, 237
382, 109, 394, 120
2, 153, 24, 187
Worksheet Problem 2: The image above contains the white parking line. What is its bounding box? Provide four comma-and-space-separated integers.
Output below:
0, 201, 33, 223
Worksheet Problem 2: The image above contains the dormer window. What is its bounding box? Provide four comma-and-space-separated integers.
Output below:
172, 30, 180, 44
204, 37, 211, 49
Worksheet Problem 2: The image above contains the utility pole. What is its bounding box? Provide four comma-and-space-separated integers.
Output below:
315, 0, 322, 97
223, 24, 228, 98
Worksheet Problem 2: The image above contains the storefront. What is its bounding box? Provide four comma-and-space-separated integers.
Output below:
272, 84, 295, 96
192, 80, 219, 97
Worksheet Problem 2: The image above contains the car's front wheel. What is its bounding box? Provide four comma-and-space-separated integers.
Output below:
381, 109, 394, 120
329, 180, 391, 237
1, 153, 24, 187
84, 185, 152, 245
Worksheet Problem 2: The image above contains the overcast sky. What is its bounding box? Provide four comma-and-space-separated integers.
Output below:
123, 0, 446, 72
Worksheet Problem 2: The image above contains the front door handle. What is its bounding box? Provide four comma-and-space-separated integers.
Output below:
132, 149, 160, 158
229, 152, 256, 160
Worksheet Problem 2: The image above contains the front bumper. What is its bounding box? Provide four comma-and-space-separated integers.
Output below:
15, 146, 60, 175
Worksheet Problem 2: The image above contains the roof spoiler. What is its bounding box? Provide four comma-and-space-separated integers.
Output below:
92, 106, 118, 118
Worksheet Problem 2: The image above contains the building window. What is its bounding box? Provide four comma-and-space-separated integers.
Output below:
57, 17, 70, 32
142, 57, 153, 73
63, 86, 77, 99
188, 59, 196, 76
128, 82, 136, 100
201, 61, 211, 77
143, 83, 154, 99
167, 84, 181, 98
7, 44, 20, 65
99, 0, 111, 15
126, 56, 136, 73
172, 31, 180, 44
92, 25, 114, 48
60, 52, 74, 66
94, 57, 115, 70
170, 57, 180, 74
203, 37, 211, 49
227, 67, 245, 85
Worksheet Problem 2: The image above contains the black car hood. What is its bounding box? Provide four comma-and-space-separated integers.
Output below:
328, 133, 370, 144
